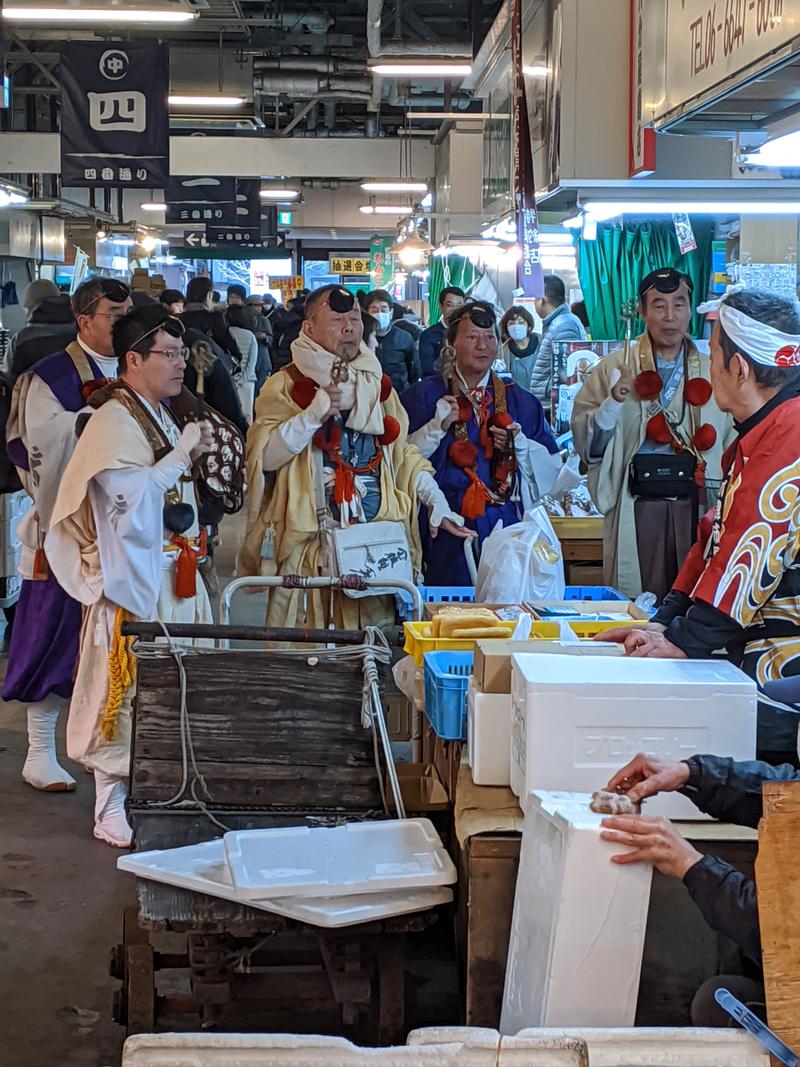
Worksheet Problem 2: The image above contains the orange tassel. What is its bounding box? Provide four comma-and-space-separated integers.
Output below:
172, 536, 197, 599
33, 547, 48, 581
461, 472, 492, 521
480, 420, 492, 459
694, 459, 707, 494
333, 464, 356, 506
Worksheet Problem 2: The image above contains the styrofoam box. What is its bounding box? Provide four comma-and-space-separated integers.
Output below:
224, 818, 456, 901
501, 791, 653, 1033
408, 1028, 769, 1067
467, 682, 512, 786
118, 839, 453, 928
510, 654, 757, 820
121, 1032, 589, 1066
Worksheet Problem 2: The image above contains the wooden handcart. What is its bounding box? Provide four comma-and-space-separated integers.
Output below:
111, 576, 439, 1044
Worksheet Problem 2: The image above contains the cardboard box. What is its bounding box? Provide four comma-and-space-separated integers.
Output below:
387, 763, 450, 814
474, 638, 623, 695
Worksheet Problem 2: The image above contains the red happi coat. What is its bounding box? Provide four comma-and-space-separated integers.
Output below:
672, 394, 800, 689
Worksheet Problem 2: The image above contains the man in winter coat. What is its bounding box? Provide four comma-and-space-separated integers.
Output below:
9, 281, 77, 379
365, 289, 421, 394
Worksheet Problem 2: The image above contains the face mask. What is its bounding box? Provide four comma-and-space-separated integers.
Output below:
508, 323, 528, 342
374, 311, 392, 331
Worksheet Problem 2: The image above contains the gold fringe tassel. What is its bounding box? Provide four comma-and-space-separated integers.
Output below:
100, 607, 137, 743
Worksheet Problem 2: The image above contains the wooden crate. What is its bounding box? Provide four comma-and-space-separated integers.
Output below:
131, 647, 386, 815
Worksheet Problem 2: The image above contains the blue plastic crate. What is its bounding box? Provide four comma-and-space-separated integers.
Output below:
563, 586, 626, 602
423, 650, 474, 741
421, 586, 475, 604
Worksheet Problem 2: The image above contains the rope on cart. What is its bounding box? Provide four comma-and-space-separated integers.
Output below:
133, 622, 406, 825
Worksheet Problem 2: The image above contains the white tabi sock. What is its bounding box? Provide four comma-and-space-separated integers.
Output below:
93, 770, 133, 848
22, 696, 77, 792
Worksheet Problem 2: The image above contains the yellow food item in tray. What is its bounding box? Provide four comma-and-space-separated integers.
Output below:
450, 625, 516, 639
430, 607, 509, 638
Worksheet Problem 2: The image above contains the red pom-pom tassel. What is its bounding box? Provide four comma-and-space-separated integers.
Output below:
448, 439, 478, 469
313, 420, 341, 452
380, 374, 392, 402
81, 378, 110, 402
684, 377, 713, 407
646, 412, 673, 445
692, 423, 717, 452
378, 415, 400, 446
634, 370, 662, 401
457, 395, 473, 422
490, 411, 515, 429
290, 377, 318, 410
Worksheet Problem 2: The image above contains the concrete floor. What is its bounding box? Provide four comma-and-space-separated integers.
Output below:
0, 690, 131, 1067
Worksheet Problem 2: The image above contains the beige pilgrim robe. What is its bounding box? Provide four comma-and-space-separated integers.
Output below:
238, 369, 433, 630
46, 396, 212, 777
571, 333, 735, 598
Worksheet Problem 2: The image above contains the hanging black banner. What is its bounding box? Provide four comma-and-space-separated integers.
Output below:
511, 0, 544, 298
60, 42, 169, 189
205, 178, 262, 243
166, 176, 238, 225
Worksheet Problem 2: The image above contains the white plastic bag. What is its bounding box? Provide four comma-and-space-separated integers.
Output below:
475, 506, 565, 604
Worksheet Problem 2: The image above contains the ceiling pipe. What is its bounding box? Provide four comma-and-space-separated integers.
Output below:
254, 73, 372, 95
323, 100, 337, 131
272, 10, 332, 34
253, 56, 366, 75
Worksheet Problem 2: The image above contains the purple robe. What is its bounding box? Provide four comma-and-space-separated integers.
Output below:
4, 347, 104, 704
401, 375, 558, 585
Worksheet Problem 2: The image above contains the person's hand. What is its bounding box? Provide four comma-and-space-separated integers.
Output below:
606, 752, 691, 803
437, 395, 460, 431
432, 517, 478, 541
189, 420, 215, 462
595, 621, 665, 650
600, 815, 702, 880
324, 384, 343, 418
626, 629, 687, 659
178, 422, 202, 458
489, 421, 520, 452
610, 367, 636, 403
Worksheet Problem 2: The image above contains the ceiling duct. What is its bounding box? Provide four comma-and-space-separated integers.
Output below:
366, 0, 469, 59
254, 73, 372, 95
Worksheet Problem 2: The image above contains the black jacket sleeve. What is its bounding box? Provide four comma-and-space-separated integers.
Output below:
682, 754, 800, 826
210, 311, 241, 364
682, 855, 761, 963
664, 599, 746, 659
652, 590, 692, 627
205, 360, 247, 435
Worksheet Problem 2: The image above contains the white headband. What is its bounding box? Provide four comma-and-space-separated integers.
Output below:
697, 284, 800, 368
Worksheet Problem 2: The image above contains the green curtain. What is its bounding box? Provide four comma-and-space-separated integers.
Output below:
428, 255, 480, 323
576, 219, 714, 340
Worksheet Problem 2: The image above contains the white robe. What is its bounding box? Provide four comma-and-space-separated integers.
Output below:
9, 350, 118, 576
46, 393, 213, 777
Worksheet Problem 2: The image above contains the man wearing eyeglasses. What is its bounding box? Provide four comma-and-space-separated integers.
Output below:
572, 268, 734, 601
239, 284, 469, 630
4, 276, 132, 796
45, 305, 214, 847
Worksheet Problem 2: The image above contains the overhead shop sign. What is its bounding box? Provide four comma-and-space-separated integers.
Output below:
207, 179, 262, 244
329, 256, 370, 274
271, 276, 304, 292
644, 0, 800, 126
166, 177, 237, 225
60, 43, 168, 188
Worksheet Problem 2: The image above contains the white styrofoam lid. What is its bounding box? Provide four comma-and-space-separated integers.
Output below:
118, 839, 453, 928
224, 818, 457, 901
527, 790, 612, 831
512, 652, 755, 690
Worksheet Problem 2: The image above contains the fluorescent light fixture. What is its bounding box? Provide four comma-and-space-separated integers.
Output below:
523, 64, 550, 77
360, 181, 428, 193
259, 188, 299, 200
113, 237, 137, 246
169, 95, 246, 107
369, 61, 472, 77
744, 130, 800, 168
4, 6, 196, 21
141, 201, 167, 211
8, 192, 27, 204
359, 204, 413, 215
0, 191, 11, 208
583, 199, 800, 218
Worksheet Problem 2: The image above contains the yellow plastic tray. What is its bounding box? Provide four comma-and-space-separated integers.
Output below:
531, 618, 644, 639
403, 620, 520, 665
